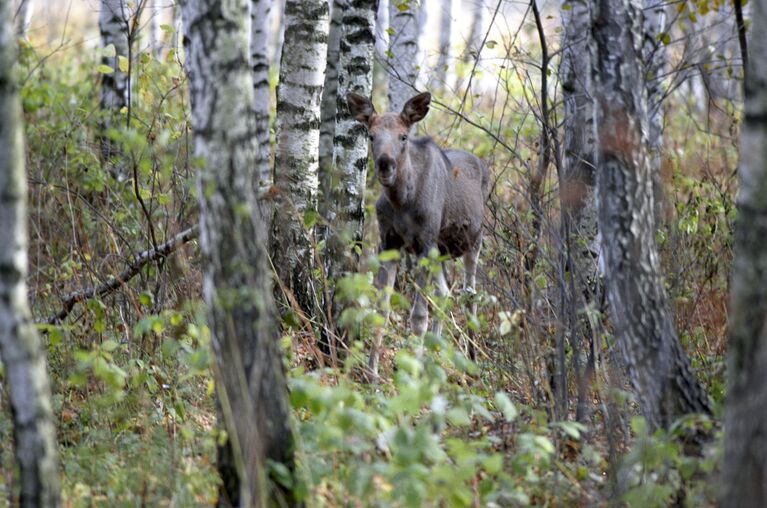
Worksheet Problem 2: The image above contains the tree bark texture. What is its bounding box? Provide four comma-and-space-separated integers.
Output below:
251, 0, 272, 192
148, 0, 162, 57
462, 0, 485, 65
272, 0, 329, 317
14, 0, 33, 38
319, 0, 344, 177
433, 0, 452, 89
722, 0, 767, 504
387, 0, 420, 111
0, 2, 61, 504
642, 0, 667, 221
321, 0, 376, 342
181, 0, 295, 506
591, 0, 709, 431
560, 0, 598, 422
99, 0, 129, 160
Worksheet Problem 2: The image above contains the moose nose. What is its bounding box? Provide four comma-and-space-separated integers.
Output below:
376, 155, 396, 176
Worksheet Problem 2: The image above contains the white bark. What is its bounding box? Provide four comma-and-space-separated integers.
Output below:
181, 0, 295, 505
462, 0, 485, 64
272, 0, 330, 314
319, 0, 344, 176
148, 0, 162, 57
433, 0, 453, 89
0, 1, 61, 504
642, 0, 667, 220
375, 0, 389, 58
387, 0, 421, 111
251, 0, 272, 191
328, 0, 376, 264
15, 0, 32, 38
99, 0, 129, 160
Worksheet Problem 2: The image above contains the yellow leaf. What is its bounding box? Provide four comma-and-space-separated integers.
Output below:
118, 55, 129, 73
97, 64, 114, 74
103, 43, 116, 57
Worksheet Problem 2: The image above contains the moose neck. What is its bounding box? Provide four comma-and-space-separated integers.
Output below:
383, 145, 415, 207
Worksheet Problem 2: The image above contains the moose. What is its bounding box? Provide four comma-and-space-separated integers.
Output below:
347, 91, 490, 379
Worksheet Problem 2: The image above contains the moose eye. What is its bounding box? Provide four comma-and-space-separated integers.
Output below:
368, 134, 374, 141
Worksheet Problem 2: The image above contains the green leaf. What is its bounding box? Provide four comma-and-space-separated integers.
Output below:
97, 64, 114, 74
379, 249, 401, 262
103, 43, 116, 57
101, 340, 119, 353
304, 209, 320, 228
118, 55, 129, 73
494, 392, 518, 422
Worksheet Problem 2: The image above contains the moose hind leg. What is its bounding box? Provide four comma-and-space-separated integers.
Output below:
463, 238, 482, 360
369, 259, 398, 381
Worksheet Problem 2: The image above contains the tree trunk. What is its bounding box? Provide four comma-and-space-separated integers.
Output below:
0, 2, 61, 505
591, 0, 709, 431
251, 0, 273, 193
148, 0, 161, 57
387, 0, 420, 111
462, 0, 484, 65
642, 0, 667, 222
99, 0, 129, 161
433, 0, 452, 89
560, 0, 599, 423
321, 0, 377, 352
271, 0, 329, 317
14, 0, 33, 38
181, 0, 296, 506
319, 0, 344, 177
722, 0, 767, 505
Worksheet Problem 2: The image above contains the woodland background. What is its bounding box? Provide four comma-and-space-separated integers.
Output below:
0, 0, 759, 506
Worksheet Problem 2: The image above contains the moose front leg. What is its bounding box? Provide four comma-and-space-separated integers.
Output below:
369, 259, 398, 380
410, 247, 448, 338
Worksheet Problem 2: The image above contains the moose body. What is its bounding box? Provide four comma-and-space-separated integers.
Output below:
347, 92, 489, 378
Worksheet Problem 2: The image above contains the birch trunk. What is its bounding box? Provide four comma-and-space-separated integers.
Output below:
375, 0, 389, 59
642, 0, 667, 221
322, 0, 376, 344
99, 0, 129, 161
560, 0, 598, 422
433, 0, 452, 89
148, 0, 161, 57
723, 0, 767, 504
181, 0, 295, 505
319, 0, 344, 176
387, 0, 420, 111
462, 0, 484, 64
591, 0, 709, 431
251, 0, 272, 192
15, 0, 32, 38
0, 2, 61, 504
272, 0, 329, 316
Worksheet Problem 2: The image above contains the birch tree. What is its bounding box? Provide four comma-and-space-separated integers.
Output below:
271, 0, 330, 316
462, 0, 484, 65
99, 0, 129, 161
319, 0, 344, 176
722, 0, 767, 503
591, 0, 710, 431
387, 0, 420, 111
14, 0, 32, 38
0, 1, 61, 504
322, 0, 377, 349
148, 0, 162, 58
559, 0, 598, 422
642, 0, 668, 220
433, 0, 453, 89
251, 0, 272, 192
181, 0, 295, 505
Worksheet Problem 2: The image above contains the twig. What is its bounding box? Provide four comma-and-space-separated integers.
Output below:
42, 225, 199, 325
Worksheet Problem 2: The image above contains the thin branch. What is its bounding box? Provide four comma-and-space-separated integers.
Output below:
42, 225, 199, 326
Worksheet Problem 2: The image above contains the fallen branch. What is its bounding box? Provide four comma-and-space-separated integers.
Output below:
42, 225, 199, 325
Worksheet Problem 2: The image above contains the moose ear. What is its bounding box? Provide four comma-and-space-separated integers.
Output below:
347, 93, 376, 126
401, 92, 431, 126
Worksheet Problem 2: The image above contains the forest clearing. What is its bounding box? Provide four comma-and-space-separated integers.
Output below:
0, 0, 760, 506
